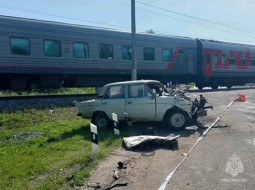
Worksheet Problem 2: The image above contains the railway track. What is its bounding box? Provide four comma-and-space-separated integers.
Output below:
0, 94, 97, 112
1, 85, 254, 112
189, 86, 255, 93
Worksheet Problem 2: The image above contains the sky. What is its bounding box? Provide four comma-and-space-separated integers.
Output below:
0, 0, 255, 45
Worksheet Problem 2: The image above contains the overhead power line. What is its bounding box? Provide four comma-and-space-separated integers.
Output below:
109, 0, 255, 40
136, 0, 255, 34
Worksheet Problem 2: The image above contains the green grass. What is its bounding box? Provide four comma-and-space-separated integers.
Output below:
0, 107, 126, 190
0, 87, 95, 96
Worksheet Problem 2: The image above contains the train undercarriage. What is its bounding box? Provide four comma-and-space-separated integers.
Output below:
1, 73, 255, 91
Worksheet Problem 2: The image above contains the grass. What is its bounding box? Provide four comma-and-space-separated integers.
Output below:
0, 107, 128, 190
0, 87, 95, 96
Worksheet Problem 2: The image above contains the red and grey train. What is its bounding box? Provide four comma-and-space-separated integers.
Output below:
0, 15, 255, 90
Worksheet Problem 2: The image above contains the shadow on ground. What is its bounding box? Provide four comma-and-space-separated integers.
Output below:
118, 121, 207, 152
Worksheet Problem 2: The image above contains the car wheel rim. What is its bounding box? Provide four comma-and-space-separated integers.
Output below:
96, 118, 107, 128
170, 113, 185, 128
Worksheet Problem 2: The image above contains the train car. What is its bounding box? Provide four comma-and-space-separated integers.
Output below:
0, 15, 255, 90
0, 15, 197, 90
195, 39, 255, 90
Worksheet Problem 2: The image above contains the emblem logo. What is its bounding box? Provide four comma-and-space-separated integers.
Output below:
226, 154, 244, 177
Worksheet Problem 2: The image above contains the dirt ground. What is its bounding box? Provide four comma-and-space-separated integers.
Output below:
78, 87, 255, 190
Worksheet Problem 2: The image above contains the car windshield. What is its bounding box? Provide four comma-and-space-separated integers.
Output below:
147, 82, 164, 96
97, 85, 108, 98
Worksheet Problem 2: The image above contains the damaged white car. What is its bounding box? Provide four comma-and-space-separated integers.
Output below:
76, 80, 208, 130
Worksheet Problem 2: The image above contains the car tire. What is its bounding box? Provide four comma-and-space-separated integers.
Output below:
93, 112, 110, 129
226, 85, 232, 89
196, 84, 203, 91
164, 110, 187, 130
211, 84, 218, 90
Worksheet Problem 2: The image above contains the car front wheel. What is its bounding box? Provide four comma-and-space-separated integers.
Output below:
93, 112, 110, 129
164, 110, 187, 130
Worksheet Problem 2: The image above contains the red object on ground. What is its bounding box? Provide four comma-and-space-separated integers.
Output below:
238, 93, 246, 102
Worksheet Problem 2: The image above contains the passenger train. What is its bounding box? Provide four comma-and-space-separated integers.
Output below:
0, 15, 255, 90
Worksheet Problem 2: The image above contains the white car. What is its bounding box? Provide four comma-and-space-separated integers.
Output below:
76, 80, 195, 130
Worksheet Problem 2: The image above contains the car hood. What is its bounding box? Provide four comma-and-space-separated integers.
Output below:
157, 95, 192, 105
76, 99, 101, 107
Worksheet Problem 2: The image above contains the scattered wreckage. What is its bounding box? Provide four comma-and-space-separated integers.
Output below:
76, 80, 213, 130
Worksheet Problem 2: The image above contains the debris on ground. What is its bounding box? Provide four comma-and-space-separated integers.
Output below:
103, 160, 130, 190
86, 182, 101, 188
144, 127, 155, 135
212, 125, 230, 128
113, 169, 119, 179
123, 135, 180, 149
141, 152, 155, 157
49, 109, 54, 115
118, 161, 127, 169
105, 182, 128, 190
4, 131, 44, 141
181, 153, 187, 157
196, 121, 207, 129
66, 174, 75, 181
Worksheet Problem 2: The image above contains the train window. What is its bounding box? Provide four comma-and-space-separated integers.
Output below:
162, 49, 172, 62
122, 46, 132, 60
250, 56, 255, 65
44, 40, 61, 57
73, 42, 89, 58
99, 44, 113, 59
221, 54, 226, 64
229, 56, 235, 65
240, 55, 245, 65
144, 47, 155, 61
10, 38, 30, 55
206, 54, 211, 63
212, 54, 218, 66
178, 51, 184, 62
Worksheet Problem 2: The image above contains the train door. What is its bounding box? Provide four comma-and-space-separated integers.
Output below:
184, 49, 195, 74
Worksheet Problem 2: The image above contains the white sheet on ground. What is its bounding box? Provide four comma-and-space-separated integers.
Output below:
123, 135, 180, 149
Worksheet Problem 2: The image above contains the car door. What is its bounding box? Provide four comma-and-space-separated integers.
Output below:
101, 85, 126, 120
125, 84, 156, 121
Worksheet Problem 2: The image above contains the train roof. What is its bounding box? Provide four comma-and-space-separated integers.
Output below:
198, 38, 255, 50
0, 15, 196, 44
2, 15, 254, 49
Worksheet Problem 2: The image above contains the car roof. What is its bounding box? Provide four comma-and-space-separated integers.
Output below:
103, 80, 161, 87
98, 80, 161, 97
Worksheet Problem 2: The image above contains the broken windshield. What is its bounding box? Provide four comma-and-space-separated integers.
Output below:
147, 82, 164, 96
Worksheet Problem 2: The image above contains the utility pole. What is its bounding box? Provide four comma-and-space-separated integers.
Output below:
131, 0, 137, 80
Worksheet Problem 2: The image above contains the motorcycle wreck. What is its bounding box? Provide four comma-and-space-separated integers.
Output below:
191, 94, 213, 128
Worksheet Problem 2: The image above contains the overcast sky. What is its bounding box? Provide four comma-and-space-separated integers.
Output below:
0, 0, 255, 45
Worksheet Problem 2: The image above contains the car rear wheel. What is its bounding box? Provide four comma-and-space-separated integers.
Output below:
226, 85, 232, 89
93, 112, 110, 129
196, 84, 203, 91
211, 84, 219, 90
165, 110, 187, 130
